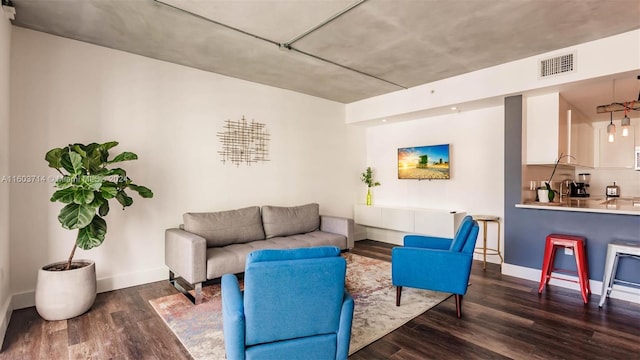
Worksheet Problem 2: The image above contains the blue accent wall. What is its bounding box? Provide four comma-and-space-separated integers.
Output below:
504, 96, 640, 283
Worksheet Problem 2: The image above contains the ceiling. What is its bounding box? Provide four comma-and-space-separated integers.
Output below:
7, 0, 640, 121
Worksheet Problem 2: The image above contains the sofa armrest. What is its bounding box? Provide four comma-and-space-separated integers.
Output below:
320, 215, 355, 250
165, 228, 207, 284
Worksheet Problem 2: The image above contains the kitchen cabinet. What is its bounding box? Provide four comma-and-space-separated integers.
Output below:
597, 125, 636, 168
526, 92, 593, 167
526, 92, 568, 164
568, 110, 594, 167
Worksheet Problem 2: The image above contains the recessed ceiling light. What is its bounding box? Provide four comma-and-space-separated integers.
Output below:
381, 119, 387, 122
450, 107, 457, 111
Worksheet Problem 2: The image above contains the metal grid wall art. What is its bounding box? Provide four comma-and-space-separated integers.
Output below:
217, 116, 270, 166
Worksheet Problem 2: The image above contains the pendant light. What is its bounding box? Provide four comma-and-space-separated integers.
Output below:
621, 101, 631, 137
607, 112, 616, 143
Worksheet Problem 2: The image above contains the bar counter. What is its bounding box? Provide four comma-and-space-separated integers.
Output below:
516, 197, 640, 216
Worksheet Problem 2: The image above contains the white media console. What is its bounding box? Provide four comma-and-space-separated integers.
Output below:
354, 204, 467, 245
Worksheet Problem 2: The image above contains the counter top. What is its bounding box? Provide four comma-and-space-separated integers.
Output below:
516, 197, 640, 216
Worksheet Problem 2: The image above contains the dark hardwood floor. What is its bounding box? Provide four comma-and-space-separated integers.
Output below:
2, 240, 639, 359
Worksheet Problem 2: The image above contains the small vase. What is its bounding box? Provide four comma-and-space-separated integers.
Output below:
366, 188, 372, 206
537, 189, 549, 203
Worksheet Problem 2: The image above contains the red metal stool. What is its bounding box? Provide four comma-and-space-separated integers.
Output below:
538, 234, 591, 304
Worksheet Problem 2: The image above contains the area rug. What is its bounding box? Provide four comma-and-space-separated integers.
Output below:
149, 253, 450, 359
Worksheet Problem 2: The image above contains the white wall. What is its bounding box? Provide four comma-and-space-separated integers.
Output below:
9, 28, 363, 308
363, 106, 505, 258
0, 12, 12, 348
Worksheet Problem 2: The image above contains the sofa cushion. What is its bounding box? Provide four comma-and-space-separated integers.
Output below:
183, 206, 265, 247
261, 203, 320, 239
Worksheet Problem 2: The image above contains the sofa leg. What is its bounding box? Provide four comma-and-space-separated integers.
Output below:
455, 294, 463, 318
168, 271, 203, 305
396, 286, 402, 306
195, 282, 203, 305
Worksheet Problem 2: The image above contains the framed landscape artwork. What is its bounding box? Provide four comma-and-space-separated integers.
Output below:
398, 144, 450, 180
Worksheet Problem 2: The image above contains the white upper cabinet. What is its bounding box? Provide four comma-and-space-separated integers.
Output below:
568, 109, 594, 167
526, 92, 593, 167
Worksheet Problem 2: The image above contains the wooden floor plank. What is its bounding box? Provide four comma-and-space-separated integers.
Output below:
1, 239, 639, 359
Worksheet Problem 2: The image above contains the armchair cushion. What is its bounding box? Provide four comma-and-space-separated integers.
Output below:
243, 248, 346, 345
247, 246, 340, 263
222, 246, 353, 360
261, 203, 320, 238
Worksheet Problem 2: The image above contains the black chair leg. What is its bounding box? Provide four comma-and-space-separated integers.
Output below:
396, 286, 402, 306
455, 294, 463, 318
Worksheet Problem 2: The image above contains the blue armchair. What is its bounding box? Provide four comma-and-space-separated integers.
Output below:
391, 215, 479, 318
222, 246, 354, 360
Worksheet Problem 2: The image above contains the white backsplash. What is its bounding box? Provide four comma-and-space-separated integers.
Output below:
522, 165, 640, 201
577, 167, 640, 198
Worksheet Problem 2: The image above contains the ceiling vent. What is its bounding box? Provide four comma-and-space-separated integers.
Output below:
539, 52, 575, 78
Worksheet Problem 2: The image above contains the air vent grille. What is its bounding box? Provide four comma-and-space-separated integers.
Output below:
540, 53, 574, 77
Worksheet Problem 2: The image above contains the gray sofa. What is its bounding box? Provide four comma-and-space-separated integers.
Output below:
165, 203, 354, 303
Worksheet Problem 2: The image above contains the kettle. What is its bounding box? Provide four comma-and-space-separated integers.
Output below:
606, 182, 620, 198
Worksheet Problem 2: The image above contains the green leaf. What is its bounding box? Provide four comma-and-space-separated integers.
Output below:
73, 189, 95, 205
108, 168, 127, 184
116, 190, 133, 209
129, 184, 154, 198
60, 152, 74, 174
101, 141, 119, 151
99, 201, 110, 217
69, 151, 83, 175
45, 148, 64, 170
76, 216, 107, 250
58, 203, 95, 230
109, 152, 138, 164
50, 187, 76, 203
100, 182, 118, 199
54, 175, 74, 190
71, 144, 87, 158
89, 193, 104, 209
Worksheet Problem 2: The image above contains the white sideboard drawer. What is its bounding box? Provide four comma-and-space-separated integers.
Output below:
381, 207, 414, 232
354, 205, 382, 227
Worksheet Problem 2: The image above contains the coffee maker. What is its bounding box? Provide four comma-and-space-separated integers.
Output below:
570, 173, 590, 197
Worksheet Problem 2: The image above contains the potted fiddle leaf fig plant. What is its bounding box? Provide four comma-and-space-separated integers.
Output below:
36, 141, 153, 321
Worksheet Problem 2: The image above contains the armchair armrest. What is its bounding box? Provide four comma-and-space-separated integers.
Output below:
392, 247, 473, 295
336, 290, 354, 360
320, 215, 355, 250
222, 274, 245, 360
403, 235, 452, 250
165, 228, 207, 284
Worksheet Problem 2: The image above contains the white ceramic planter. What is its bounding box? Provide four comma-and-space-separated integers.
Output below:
538, 189, 550, 203
35, 260, 96, 321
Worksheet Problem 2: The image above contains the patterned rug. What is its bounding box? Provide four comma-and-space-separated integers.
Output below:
149, 253, 450, 359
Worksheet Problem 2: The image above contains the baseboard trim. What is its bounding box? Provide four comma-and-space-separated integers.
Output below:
11, 266, 168, 310
502, 263, 640, 305
0, 295, 11, 350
